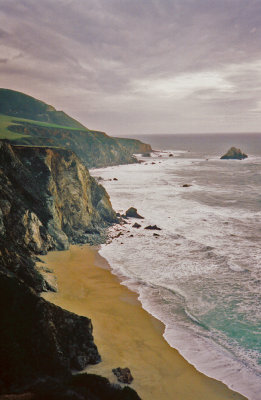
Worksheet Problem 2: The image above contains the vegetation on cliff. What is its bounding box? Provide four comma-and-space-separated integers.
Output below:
0, 89, 152, 168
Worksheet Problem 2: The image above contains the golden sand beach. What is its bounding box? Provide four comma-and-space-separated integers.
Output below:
41, 245, 246, 400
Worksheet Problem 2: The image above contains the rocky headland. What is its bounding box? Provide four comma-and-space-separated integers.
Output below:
0, 89, 152, 168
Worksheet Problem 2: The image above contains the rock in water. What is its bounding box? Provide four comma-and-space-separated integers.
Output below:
144, 225, 161, 231
124, 207, 144, 219
220, 147, 248, 160
112, 367, 134, 384
133, 222, 141, 228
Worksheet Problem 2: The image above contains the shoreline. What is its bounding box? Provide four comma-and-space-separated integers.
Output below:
41, 244, 246, 400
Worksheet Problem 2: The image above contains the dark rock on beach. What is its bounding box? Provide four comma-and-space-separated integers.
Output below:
144, 225, 161, 231
0, 373, 141, 399
182, 184, 192, 187
0, 272, 100, 391
112, 368, 134, 384
124, 207, 144, 219
220, 147, 248, 160
132, 223, 141, 228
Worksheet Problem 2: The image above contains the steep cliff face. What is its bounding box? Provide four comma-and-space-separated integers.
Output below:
0, 272, 100, 392
115, 137, 152, 155
0, 141, 117, 395
9, 123, 151, 168
0, 141, 117, 255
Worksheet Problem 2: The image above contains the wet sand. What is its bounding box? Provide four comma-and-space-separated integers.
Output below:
41, 245, 246, 400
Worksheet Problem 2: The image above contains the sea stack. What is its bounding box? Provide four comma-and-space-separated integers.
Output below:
220, 147, 248, 160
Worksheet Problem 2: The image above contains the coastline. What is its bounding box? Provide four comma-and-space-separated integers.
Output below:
41, 245, 247, 400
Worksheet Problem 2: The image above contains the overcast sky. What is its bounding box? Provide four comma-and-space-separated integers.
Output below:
1, 0, 261, 135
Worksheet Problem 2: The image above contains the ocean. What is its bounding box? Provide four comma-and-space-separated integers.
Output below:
91, 133, 261, 400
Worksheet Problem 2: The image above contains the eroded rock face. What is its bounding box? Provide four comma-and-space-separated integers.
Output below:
0, 141, 119, 393
0, 272, 100, 392
0, 141, 142, 398
0, 141, 117, 289
0, 141, 116, 389
220, 147, 248, 160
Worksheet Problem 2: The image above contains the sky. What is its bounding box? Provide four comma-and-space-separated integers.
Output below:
1, 0, 261, 136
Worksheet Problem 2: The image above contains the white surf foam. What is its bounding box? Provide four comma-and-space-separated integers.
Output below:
91, 152, 261, 399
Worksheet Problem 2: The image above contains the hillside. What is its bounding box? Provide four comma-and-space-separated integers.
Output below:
0, 88, 86, 129
0, 89, 152, 168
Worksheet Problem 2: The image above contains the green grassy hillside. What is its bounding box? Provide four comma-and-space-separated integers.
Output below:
0, 89, 152, 167
0, 88, 86, 129
0, 114, 87, 140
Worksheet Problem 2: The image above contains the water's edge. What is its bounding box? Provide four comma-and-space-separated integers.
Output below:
91, 140, 261, 400
98, 245, 253, 400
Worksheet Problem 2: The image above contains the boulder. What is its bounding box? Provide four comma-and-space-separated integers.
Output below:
124, 207, 144, 219
220, 147, 248, 160
182, 184, 192, 187
133, 223, 141, 228
112, 367, 134, 384
144, 225, 161, 231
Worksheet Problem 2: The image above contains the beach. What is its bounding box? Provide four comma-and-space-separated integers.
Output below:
41, 244, 246, 400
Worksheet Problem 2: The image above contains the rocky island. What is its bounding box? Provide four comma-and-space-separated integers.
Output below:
220, 147, 248, 160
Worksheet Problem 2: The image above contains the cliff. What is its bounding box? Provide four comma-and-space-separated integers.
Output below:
0, 272, 100, 391
0, 89, 152, 168
115, 137, 152, 155
0, 88, 143, 397
0, 141, 141, 398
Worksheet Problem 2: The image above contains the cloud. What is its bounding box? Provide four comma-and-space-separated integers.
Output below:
0, 0, 261, 134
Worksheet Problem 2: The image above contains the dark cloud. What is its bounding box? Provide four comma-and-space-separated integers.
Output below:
0, 0, 261, 134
